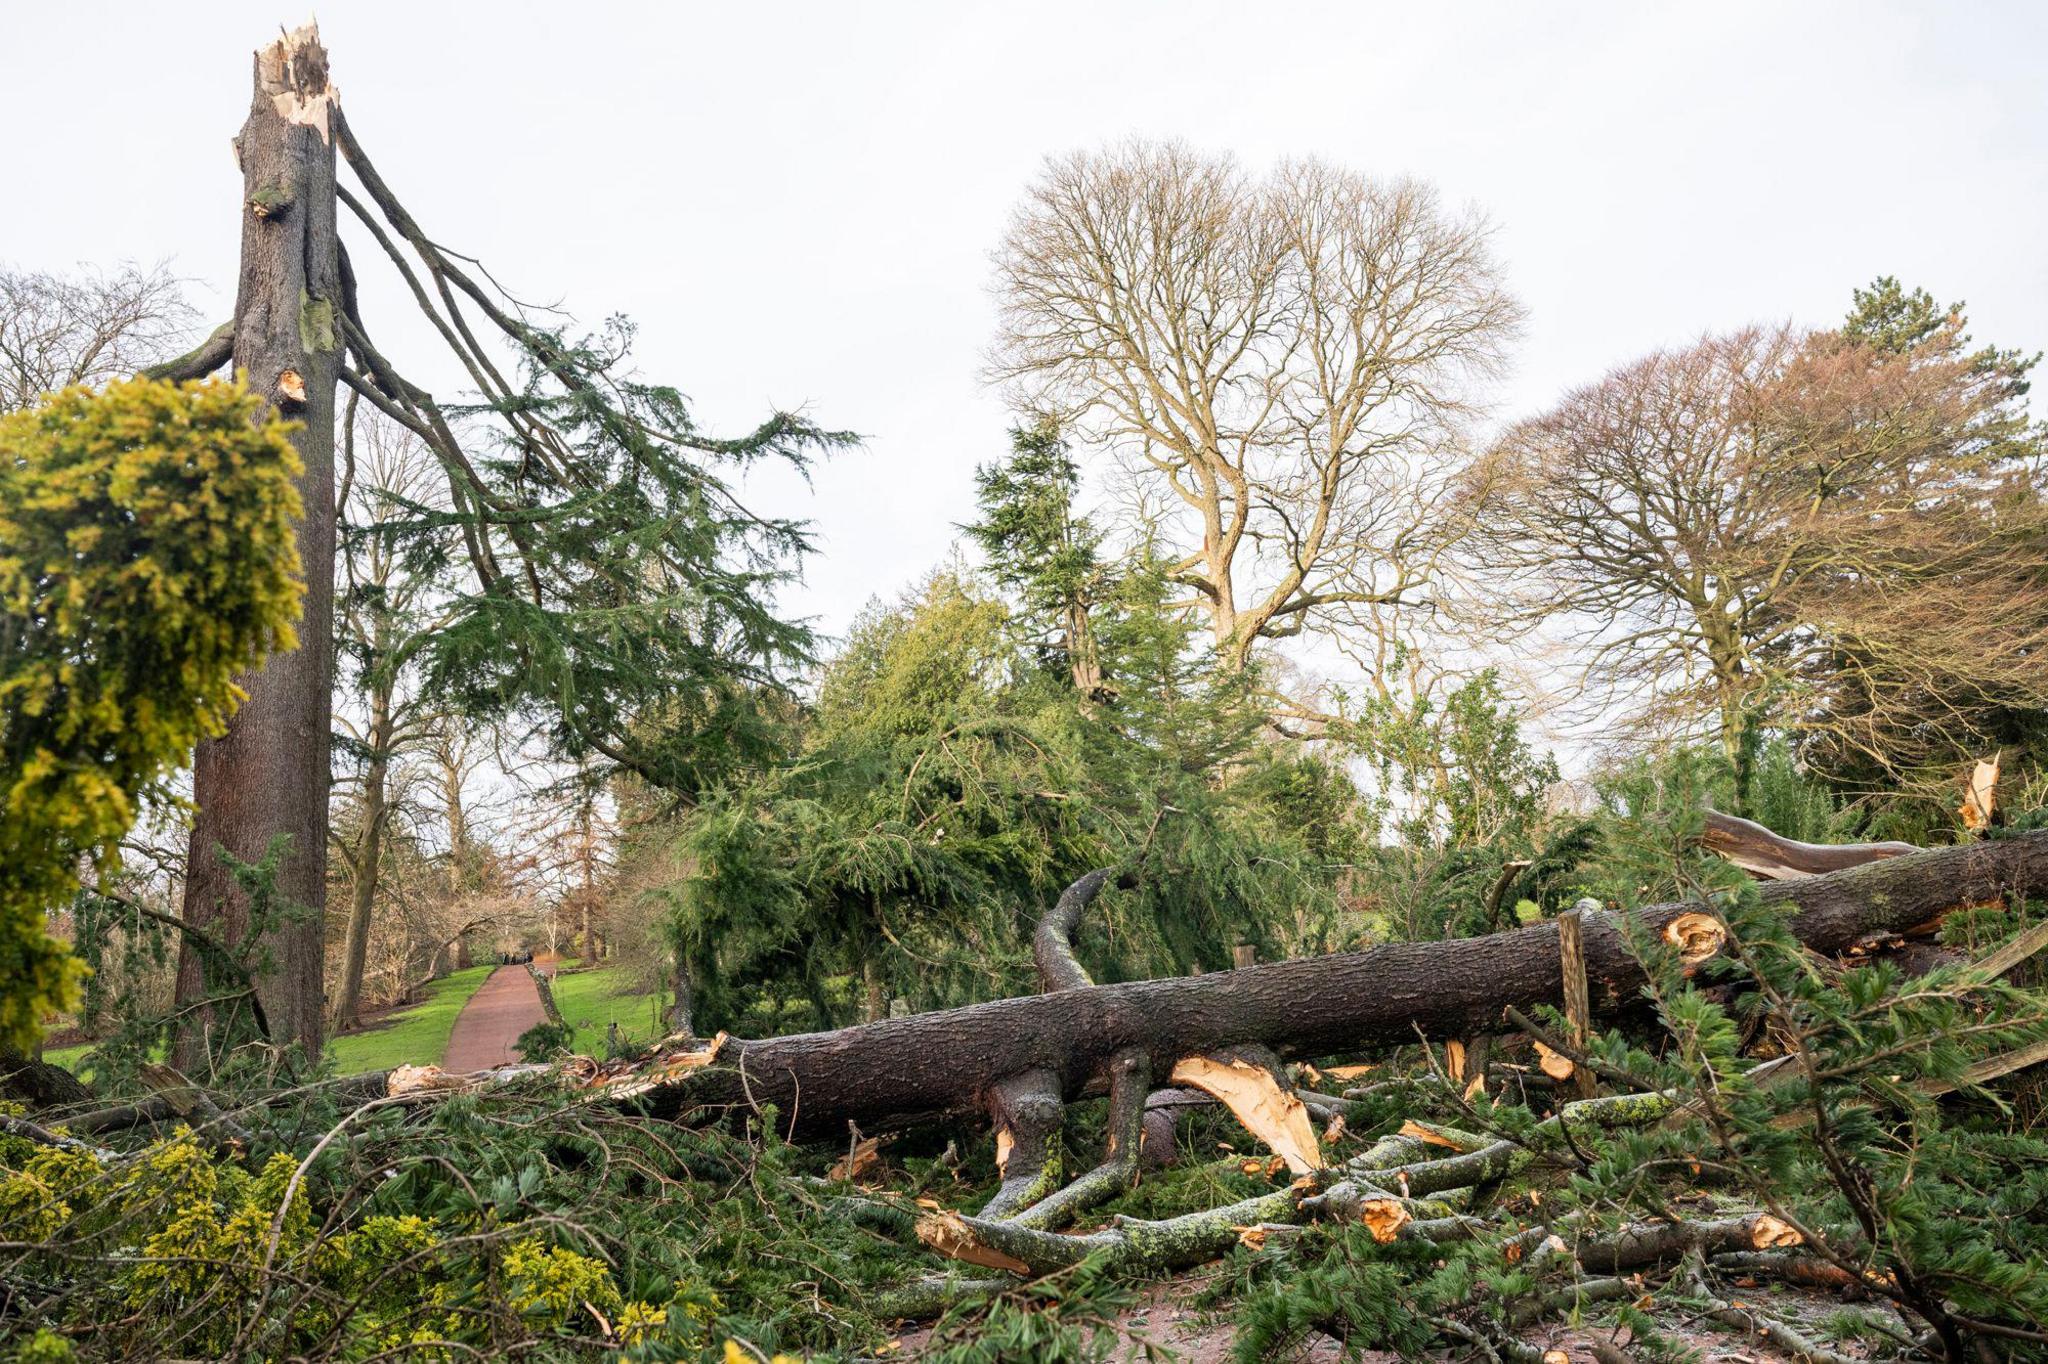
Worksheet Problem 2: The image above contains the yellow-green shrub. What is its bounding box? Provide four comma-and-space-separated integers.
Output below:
0, 376, 304, 1049
0, 1127, 689, 1358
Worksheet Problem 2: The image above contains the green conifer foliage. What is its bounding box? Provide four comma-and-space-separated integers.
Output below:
648, 417, 1374, 1032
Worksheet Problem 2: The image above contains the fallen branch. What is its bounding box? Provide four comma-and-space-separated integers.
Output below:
1679, 1257, 1868, 1364
1700, 810, 1919, 880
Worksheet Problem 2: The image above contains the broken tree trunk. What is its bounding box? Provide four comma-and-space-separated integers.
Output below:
176, 23, 342, 1064
623, 831, 2048, 1138
1556, 906, 1597, 1100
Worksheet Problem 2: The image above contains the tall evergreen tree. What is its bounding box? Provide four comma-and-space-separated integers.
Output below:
963, 417, 1108, 700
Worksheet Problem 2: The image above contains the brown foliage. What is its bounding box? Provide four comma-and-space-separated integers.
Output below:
1466, 318, 2046, 799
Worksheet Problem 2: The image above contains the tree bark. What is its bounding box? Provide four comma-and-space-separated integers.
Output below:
1701, 809, 1920, 879
176, 25, 341, 1064
1556, 907, 1597, 1099
1, 1046, 94, 1108
668, 950, 695, 1037
329, 687, 392, 1032
624, 831, 2048, 1138
529, 964, 566, 1028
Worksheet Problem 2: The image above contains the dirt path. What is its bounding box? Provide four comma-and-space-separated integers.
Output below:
442, 966, 547, 1071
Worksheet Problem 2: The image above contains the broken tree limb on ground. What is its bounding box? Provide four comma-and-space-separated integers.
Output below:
605, 830, 2048, 1139
1699, 809, 1920, 879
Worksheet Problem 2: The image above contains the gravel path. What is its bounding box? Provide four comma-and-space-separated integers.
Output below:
442, 966, 547, 1071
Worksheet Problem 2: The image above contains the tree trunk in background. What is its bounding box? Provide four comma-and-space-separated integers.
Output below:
668, 952, 694, 1037
862, 956, 886, 1024
329, 686, 392, 1032
1064, 599, 1102, 700
440, 743, 470, 895
176, 25, 341, 1065
572, 786, 602, 960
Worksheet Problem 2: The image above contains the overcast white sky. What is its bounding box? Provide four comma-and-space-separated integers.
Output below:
6, 2, 2045, 645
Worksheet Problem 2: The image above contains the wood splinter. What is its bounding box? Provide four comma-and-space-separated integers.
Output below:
1170, 1046, 1324, 1174
1558, 906, 1598, 1098
1533, 1040, 1576, 1083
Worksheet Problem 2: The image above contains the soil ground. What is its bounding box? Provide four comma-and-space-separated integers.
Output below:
889, 1265, 1849, 1361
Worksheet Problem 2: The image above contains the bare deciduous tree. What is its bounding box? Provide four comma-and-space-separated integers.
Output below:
990, 142, 1520, 674
328, 402, 455, 1031
1467, 321, 2045, 804
0, 262, 197, 411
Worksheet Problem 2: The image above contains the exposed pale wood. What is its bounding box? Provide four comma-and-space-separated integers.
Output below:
1662, 910, 1728, 966
1358, 1197, 1411, 1243
1962, 757, 2000, 832
1398, 1119, 1475, 1151
1926, 1036, 2048, 1097
1533, 1040, 1575, 1082
1964, 916, 2048, 982
584, 1033, 724, 1103
915, 1211, 1032, 1274
1750, 1213, 1801, 1249
1170, 1053, 1323, 1174
829, 1135, 883, 1183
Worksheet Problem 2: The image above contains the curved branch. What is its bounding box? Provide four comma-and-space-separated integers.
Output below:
139, 322, 234, 383
1701, 809, 1919, 880
1033, 867, 1117, 992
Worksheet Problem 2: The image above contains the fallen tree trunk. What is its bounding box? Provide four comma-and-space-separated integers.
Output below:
618, 832, 2046, 1138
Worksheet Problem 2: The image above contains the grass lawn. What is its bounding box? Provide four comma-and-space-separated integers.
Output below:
40, 961, 654, 1079
325, 964, 498, 1073
549, 962, 663, 1056
41, 1040, 94, 1076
